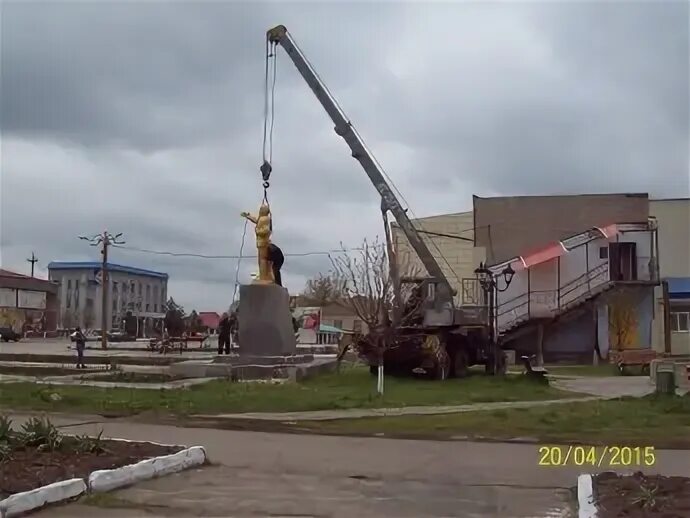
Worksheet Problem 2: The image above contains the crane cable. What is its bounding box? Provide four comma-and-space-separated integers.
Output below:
261, 39, 278, 203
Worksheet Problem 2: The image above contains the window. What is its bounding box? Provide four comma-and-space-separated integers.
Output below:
146, 284, 151, 303
138, 283, 142, 297
146, 303, 150, 312
333, 319, 343, 329
353, 319, 362, 333
599, 247, 608, 259
154, 303, 158, 313
671, 312, 690, 333
67, 279, 72, 289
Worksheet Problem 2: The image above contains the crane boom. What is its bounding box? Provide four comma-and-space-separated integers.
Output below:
267, 25, 454, 302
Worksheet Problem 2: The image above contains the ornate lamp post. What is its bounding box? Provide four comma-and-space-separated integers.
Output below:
474, 262, 515, 374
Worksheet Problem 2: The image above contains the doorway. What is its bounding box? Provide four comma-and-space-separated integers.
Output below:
609, 242, 637, 281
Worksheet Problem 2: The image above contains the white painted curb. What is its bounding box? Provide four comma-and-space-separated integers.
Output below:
88, 446, 207, 493
577, 474, 598, 518
0, 478, 86, 518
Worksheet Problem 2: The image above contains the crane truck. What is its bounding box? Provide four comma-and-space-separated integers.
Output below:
266, 25, 503, 379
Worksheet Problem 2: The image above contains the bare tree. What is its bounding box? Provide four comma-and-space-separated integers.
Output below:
608, 290, 639, 351
301, 274, 345, 305
329, 237, 425, 392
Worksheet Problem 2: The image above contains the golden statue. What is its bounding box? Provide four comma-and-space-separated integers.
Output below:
241, 202, 274, 284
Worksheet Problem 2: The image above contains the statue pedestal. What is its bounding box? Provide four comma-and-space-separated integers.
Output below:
238, 283, 296, 356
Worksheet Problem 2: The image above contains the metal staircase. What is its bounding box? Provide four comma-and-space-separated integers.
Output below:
496, 262, 614, 336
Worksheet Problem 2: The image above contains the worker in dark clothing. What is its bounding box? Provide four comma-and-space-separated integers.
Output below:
229, 311, 239, 349
73, 327, 87, 369
217, 313, 231, 355
268, 243, 284, 286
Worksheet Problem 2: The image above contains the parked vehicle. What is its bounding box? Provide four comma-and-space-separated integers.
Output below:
265, 25, 495, 379
0, 327, 21, 342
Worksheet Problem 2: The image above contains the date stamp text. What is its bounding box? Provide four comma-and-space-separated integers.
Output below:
538, 446, 656, 467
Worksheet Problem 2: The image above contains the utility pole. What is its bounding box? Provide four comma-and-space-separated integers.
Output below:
79, 231, 125, 349
26, 252, 38, 277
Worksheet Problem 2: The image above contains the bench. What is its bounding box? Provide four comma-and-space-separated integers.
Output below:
610, 349, 659, 375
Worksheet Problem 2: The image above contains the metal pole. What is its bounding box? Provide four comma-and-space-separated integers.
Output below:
27, 252, 38, 277
78, 231, 124, 351
101, 233, 109, 350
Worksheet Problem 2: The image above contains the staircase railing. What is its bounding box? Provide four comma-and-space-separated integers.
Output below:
496, 262, 611, 332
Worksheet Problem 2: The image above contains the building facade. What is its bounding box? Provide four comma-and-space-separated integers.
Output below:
391, 211, 485, 305
48, 262, 168, 333
391, 193, 663, 362
0, 269, 59, 334
650, 198, 690, 355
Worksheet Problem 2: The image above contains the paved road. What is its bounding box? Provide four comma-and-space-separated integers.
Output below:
9, 412, 684, 518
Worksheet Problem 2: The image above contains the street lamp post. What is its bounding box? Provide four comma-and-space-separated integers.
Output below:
474, 262, 515, 375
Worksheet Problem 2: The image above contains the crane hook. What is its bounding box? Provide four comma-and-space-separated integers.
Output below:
260, 160, 272, 183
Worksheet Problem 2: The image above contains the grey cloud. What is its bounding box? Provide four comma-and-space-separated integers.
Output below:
1, 1, 688, 311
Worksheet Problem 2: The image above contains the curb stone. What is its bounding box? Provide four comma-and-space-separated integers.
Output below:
89, 446, 207, 492
577, 474, 597, 518
0, 478, 86, 518
0, 445, 206, 517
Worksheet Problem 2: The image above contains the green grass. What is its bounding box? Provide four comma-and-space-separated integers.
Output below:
0, 366, 575, 416
292, 394, 690, 447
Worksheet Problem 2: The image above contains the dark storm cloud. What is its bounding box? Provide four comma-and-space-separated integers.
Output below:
376, 1, 689, 197
1, 1, 402, 151
1, 1, 688, 311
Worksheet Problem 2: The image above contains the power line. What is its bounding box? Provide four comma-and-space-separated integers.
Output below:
110, 243, 382, 260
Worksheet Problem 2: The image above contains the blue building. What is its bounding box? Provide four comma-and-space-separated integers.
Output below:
48, 262, 168, 334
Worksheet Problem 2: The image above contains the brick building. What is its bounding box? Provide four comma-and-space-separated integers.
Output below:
0, 269, 59, 334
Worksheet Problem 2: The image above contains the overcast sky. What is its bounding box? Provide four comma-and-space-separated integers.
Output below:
1, 1, 688, 312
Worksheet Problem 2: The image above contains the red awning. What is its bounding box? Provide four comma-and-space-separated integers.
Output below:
519, 242, 568, 269
595, 224, 619, 239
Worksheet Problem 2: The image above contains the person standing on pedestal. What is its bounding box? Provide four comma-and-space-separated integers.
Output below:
268, 243, 284, 287
217, 312, 231, 355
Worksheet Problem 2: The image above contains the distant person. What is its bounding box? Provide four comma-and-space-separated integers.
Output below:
229, 311, 239, 349
217, 312, 231, 355
72, 327, 87, 369
268, 243, 284, 286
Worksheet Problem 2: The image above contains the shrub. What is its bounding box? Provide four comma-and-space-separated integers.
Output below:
20, 416, 62, 452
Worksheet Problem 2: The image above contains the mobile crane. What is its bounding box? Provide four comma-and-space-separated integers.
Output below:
266, 25, 502, 378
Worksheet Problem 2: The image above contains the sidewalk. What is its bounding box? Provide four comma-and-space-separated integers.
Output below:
12, 411, 690, 518
193, 395, 605, 421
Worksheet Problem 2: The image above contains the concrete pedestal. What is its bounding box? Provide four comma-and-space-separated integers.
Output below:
238, 283, 296, 356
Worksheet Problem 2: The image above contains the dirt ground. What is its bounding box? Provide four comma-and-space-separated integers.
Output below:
595, 471, 690, 517
0, 439, 180, 498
